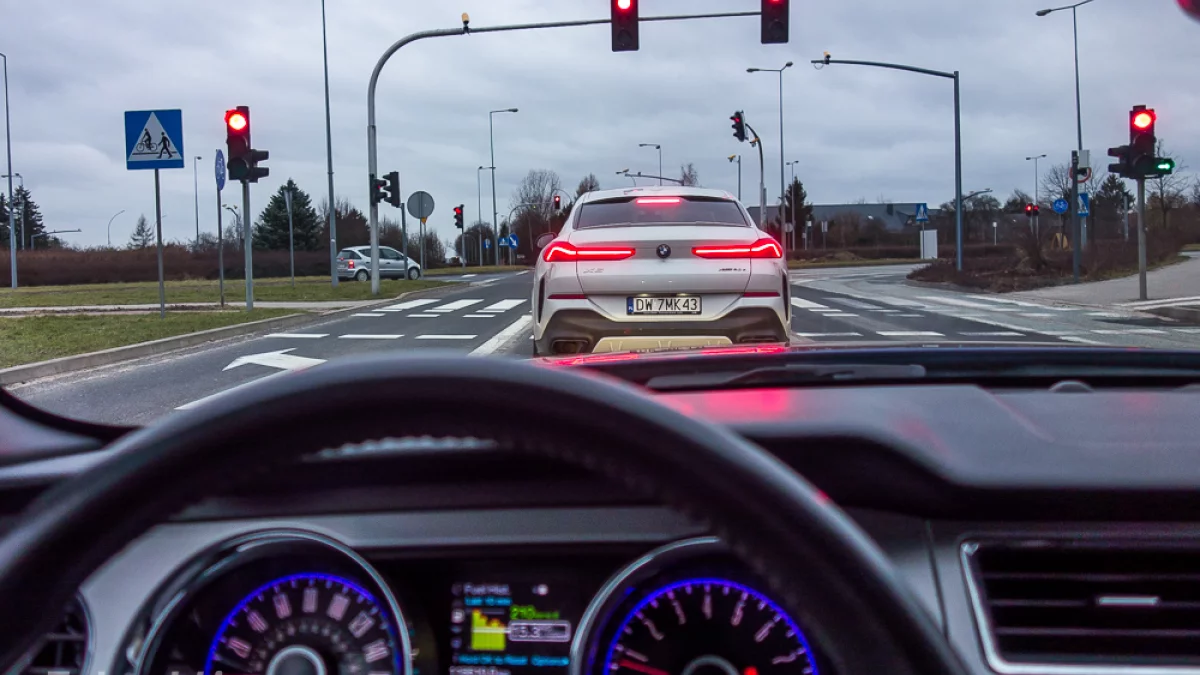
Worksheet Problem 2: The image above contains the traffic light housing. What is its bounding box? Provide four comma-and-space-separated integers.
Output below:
369, 175, 387, 205
1108, 145, 1132, 178
731, 111, 747, 143
454, 205, 464, 229
382, 171, 401, 208
224, 106, 268, 182
1024, 203, 1034, 217
1032, 204, 1040, 217
611, 0, 638, 52
553, 194, 562, 211
761, 0, 789, 44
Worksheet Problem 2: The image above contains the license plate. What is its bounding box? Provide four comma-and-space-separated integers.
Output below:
627, 296, 701, 315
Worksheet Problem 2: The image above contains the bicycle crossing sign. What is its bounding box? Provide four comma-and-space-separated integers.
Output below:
125, 109, 185, 170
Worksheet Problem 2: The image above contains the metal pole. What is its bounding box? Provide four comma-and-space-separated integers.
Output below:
737, 156, 742, 201
1137, 177, 1147, 300
1071, 8, 1089, 250
285, 188, 295, 288
1123, 191, 1130, 242
490, 115, 498, 265
193, 156, 201, 247
658, 146, 662, 186
778, 69, 787, 259
106, 209, 125, 248
216, 177, 225, 308
746, 123, 766, 229
953, 71, 963, 271
154, 169, 166, 318
243, 180, 254, 309
322, 0, 338, 288
1070, 150, 1080, 283
2, 53, 14, 288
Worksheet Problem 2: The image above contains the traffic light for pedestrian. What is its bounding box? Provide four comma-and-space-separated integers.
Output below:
611, 0, 638, 52
761, 0, 790, 44
731, 111, 747, 143
553, 194, 562, 211
382, 171, 401, 208
454, 205, 464, 229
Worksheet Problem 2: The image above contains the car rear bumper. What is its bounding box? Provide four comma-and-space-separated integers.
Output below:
534, 306, 789, 355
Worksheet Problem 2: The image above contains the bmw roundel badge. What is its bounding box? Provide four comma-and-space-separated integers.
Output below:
656, 244, 671, 259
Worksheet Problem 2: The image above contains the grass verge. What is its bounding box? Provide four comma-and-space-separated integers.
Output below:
0, 309, 299, 369
789, 258, 924, 270
0, 278, 447, 308
1183, 243, 1200, 252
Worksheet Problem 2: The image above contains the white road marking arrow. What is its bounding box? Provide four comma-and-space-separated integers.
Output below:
223, 348, 327, 372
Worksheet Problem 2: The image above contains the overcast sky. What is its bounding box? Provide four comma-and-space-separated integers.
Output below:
3, 0, 1198, 249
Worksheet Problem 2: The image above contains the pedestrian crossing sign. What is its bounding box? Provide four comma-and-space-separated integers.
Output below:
125, 109, 185, 170
914, 203, 929, 223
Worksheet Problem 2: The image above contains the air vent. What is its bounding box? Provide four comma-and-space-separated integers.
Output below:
964, 541, 1200, 672
21, 596, 89, 675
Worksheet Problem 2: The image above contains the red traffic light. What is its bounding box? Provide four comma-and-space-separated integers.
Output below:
1132, 110, 1155, 130
1024, 203, 1034, 216
453, 206, 463, 216
226, 110, 248, 132
616, 0, 632, 9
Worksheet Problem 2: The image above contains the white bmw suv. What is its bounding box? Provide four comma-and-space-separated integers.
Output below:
531, 187, 792, 356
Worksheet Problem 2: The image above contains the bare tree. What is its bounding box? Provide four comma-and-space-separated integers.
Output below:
576, 173, 601, 198
680, 163, 700, 186
1148, 141, 1190, 231
513, 169, 562, 215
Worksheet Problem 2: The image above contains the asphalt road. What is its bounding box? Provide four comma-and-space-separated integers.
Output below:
12, 264, 1200, 425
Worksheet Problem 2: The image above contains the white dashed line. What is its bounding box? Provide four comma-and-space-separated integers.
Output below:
339, 334, 403, 340
416, 334, 478, 340
790, 298, 830, 310
479, 299, 526, 313
471, 315, 534, 356
380, 299, 438, 312
959, 331, 1025, 337
265, 333, 327, 339
352, 313, 385, 317
795, 332, 863, 338
430, 299, 485, 313
877, 331, 945, 337
408, 314, 440, 318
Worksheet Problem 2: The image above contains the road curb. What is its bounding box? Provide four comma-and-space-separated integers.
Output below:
1145, 306, 1200, 325
0, 286, 454, 386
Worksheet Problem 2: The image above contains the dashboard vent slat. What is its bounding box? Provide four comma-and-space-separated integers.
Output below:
21, 597, 89, 675
966, 541, 1200, 669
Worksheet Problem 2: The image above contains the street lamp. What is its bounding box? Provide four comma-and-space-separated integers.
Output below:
106, 209, 125, 248
1025, 154, 1047, 205
489, 107, 518, 265
1, 52, 15, 287
728, 155, 741, 201
747, 61, 794, 255
321, 0, 338, 287
2, 172, 22, 252
193, 155, 202, 247
617, 169, 636, 186
477, 165, 493, 266
638, 143, 662, 185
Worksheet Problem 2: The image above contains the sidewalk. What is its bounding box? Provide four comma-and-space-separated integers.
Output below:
0, 300, 382, 316
1007, 254, 1200, 308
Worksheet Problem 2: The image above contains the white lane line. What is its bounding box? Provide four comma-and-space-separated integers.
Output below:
408, 314, 440, 318
1118, 295, 1200, 309
1060, 336, 1105, 345
380, 299, 439, 312
959, 331, 1025, 337
862, 296, 927, 308
827, 298, 880, 310
966, 295, 1077, 311
471, 315, 534, 356
352, 313, 385, 317
479, 299, 526, 313
430, 299, 485, 313
461, 274, 478, 278
1019, 313, 1054, 318
918, 296, 1019, 311
1176, 328, 1200, 333
339, 334, 403, 340
795, 332, 863, 338
464, 314, 496, 318
1091, 329, 1167, 335
870, 309, 902, 313
1088, 312, 1125, 318
416, 334, 478, 340
516, 270, 531, 275
176, 372, 288, 410
266, 333, 328, 339
896, 313, 924, 318
821, 313, 859, 318
877, 331, 945, 337
790, 297, 830, 310
811, 309, 844, 313
1039, 330, 1081, 335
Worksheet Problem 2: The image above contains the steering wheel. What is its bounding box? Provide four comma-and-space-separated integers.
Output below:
0, 356, 967, 675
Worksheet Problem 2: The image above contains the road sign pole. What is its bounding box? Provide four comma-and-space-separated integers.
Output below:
216, 181, 224, 308
1070, 150, 1080, 283
243, 179, 254, 310
420, 217, 427, 272
154, 169, 166, 319
1137, 177, 1147, 301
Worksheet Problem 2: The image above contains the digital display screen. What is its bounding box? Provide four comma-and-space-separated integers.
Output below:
448, 580, 576, 675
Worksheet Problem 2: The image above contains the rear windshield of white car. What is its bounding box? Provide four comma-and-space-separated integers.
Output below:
575, 197, 750, 229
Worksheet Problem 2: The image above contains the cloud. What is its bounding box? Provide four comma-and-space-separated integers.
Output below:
1, 0, 1196, 249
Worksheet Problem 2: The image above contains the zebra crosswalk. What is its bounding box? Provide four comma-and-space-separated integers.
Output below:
377, 298, 529, 318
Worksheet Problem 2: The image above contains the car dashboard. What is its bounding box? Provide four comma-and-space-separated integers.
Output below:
4, 382, 1200, 675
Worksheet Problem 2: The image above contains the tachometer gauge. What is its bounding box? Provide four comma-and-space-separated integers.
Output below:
601, 578, 817, 675
206, 573, 403, 675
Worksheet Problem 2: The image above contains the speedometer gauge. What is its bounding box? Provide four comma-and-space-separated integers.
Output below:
206, 573, 403, 675
601, 578, 817, 675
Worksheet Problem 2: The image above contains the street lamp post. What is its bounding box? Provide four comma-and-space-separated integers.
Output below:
1, 52, 13, 288
1026, 154, 1047, 236
728, 155, 741, 201
477, 165, 493, 266
321, 0, 339, 287
813, 55, 965, 270
106, 209, 126, 248
786, 159, 800, 250
639, 143, 662, 185
489, 108, 518, 265
192, 155, 202, 247
747, 61, 794, 255
2, 172, 21, 254
1037, 0, 1093, 245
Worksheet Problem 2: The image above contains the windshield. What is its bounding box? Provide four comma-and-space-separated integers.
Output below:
1, 1, 1198, 425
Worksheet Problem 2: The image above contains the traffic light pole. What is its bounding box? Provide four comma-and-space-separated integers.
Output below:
364, 10, 761, 293
1137, 177, 1147, 301
243, 180, 254, 310
745, 122, 767, 232
1070, 150, 1080, 283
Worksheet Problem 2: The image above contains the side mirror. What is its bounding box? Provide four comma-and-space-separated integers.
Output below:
536, 233, 556, 250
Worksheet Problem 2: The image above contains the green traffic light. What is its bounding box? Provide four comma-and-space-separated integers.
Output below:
1156, 159, 1176, 172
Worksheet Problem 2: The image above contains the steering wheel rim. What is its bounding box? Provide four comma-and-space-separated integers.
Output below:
0, 355, 966, 675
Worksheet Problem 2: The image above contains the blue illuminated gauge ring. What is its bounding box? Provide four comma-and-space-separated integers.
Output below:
205, 572, 405, 675
601, 578, 819, 675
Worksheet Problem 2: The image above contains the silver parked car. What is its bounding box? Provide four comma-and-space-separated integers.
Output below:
336, 246, 422, 281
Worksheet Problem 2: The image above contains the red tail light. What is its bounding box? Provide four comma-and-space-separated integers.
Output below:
543, 241, 636, 262
692, 238, 783, 259
635, 197, 682, 205
347, 260, 355, 269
